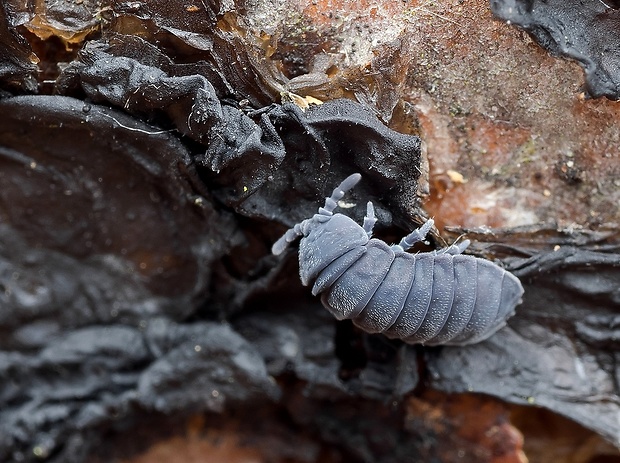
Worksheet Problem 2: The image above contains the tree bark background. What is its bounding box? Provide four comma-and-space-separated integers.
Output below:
1, 1, 619, 462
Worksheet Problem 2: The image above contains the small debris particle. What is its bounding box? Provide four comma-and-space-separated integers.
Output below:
446, 169, 467, 183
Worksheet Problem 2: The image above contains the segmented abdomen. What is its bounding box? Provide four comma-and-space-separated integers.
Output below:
313, 239, 522, 346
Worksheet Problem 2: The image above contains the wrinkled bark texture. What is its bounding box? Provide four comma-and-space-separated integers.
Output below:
491, 0, 620, 100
